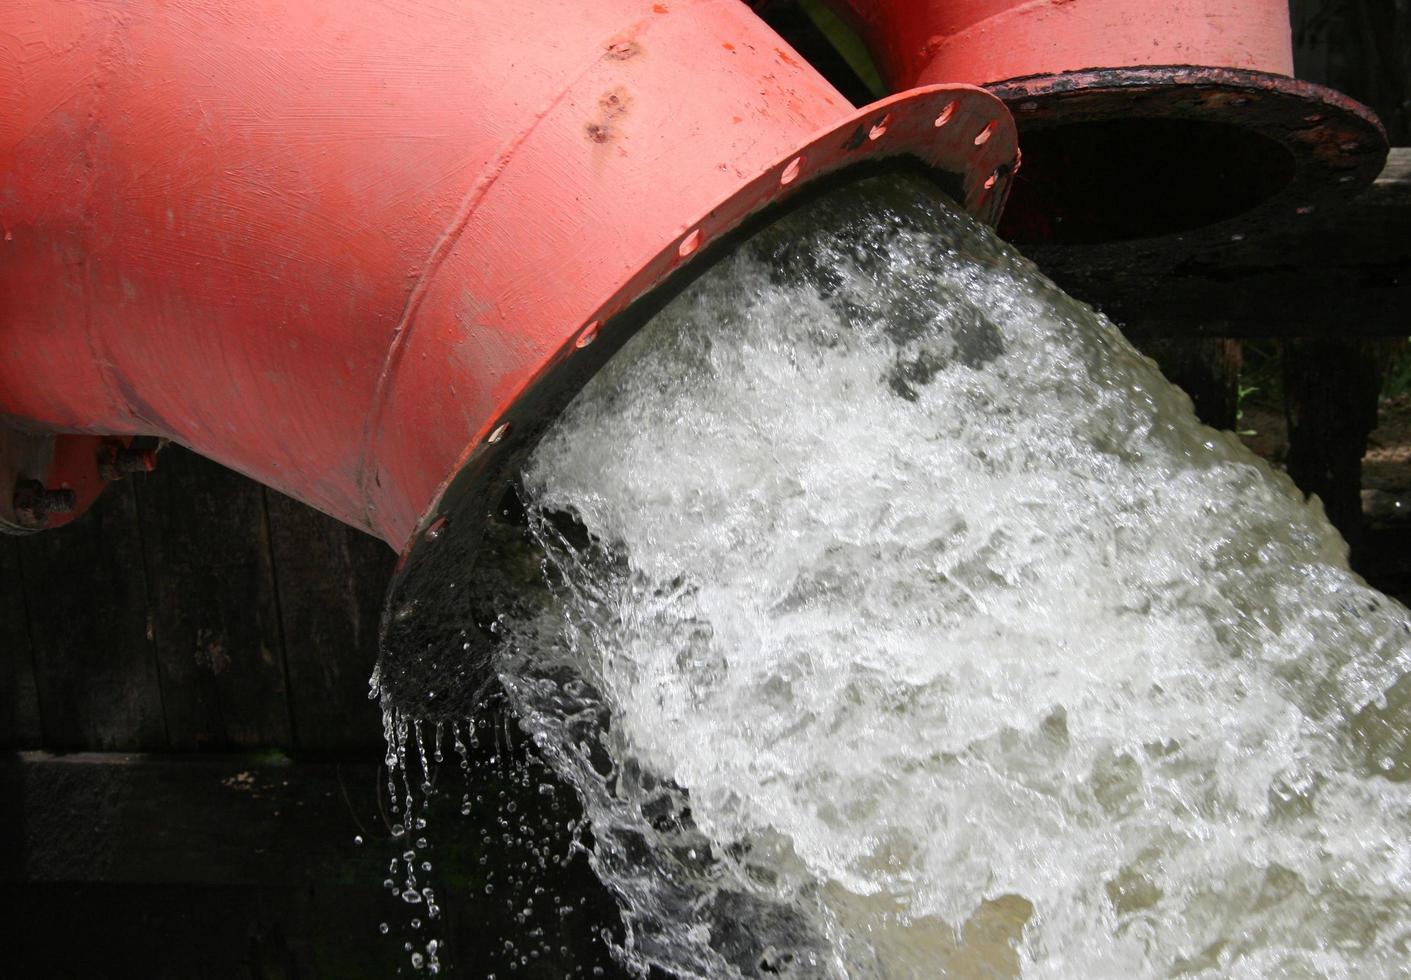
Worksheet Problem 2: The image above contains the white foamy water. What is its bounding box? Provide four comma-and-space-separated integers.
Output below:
488, 174, 1411, 978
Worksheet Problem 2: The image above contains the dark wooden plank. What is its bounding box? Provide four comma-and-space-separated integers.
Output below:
264, 490, 395, 754
1, 749, 626, 978
1050, 149, 1411, 340
0, 537, 42, 748
5, 883, 413, 980
135, 447, 291, 750
0, 751, 401, 977
18, 480, 166, 750
2, 751, 383, 886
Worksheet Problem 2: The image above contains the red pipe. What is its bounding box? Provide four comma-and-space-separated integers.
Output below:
0, 0, 1016, 545
826, 0, 1387, 252
833, 0, 1295, 91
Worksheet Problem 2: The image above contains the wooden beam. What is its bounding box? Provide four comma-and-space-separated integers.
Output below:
1049, 149, 1411, 339
135, 447, 292, 750
263, 491, 395, 754
1283, 338, 1385, 556
17, 483, 167, 750
0, 539, 41, 747
2, 751, 383, 886
1, 750, 624, 977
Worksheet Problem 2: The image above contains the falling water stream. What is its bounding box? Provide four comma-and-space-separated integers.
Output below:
381, 173, 1411, 977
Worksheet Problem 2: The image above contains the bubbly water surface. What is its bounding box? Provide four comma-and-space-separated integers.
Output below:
475, 174, 1411, 977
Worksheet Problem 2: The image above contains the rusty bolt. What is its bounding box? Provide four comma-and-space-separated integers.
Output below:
98, 438, 159, 482
13, 479, 77, 529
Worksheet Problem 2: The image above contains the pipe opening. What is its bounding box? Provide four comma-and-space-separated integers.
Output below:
998, 117, 1298, 245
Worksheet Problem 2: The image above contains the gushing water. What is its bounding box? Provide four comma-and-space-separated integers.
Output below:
388, 173, 1411, 976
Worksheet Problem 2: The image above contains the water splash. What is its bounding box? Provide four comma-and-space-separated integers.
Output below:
373, 677, 448, 974
371, 672, 626, 975
475, 173, 1411, 977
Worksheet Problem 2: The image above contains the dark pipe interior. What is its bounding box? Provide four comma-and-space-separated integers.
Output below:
999, 117, 1298, 245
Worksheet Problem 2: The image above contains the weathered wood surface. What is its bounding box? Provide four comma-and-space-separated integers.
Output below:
1054, 149, 1411, 340
136, 448, 291, 750
265, 488, 394, 754
0, 751, 402, 978
0, 540, 41, 747
15, 481, 167, 750
1284, 338, 1386, 557
2, 751, 383, 886
1, 447, 393, 754
1, 750, 625, 978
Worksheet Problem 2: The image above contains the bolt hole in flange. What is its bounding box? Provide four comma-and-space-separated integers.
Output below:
934, 101, 957, 127
780, 156, 804, 185
678, 228, 703, 257
999, 117, 1297, 245
869, 114, 891, 140
576, 320, 601, 349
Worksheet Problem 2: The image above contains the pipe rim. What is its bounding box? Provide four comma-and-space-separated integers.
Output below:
990, 66, 1389, 257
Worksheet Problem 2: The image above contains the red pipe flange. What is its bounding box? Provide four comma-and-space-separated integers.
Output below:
828, 0, 1389, 264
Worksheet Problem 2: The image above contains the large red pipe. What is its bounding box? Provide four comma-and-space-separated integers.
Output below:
0, 1, 1016, 700
1, 0, 1015, 543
